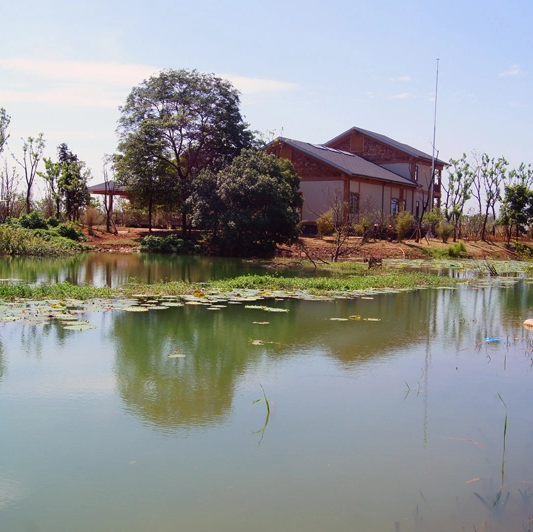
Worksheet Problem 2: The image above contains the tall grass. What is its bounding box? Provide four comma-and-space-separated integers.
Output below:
0, 226, 88, 256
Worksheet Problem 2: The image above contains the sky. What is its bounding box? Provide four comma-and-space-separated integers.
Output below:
1, 0, 532, 191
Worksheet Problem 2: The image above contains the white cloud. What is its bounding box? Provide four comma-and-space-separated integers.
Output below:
390, 93, 409, 99
0, 88, 122, 108
388, 76, 411, 82
499, 64, 522, 77
0, 59, 298, 108
223, 75, 297, 95
0, 58, 158, 86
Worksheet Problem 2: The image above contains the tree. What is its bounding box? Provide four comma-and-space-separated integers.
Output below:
0, 159, 21, 220
442, 154, 475, 241
57, 144, 91, 221
499, 184, 533, 242
0, 108, 10, 157
190, 150, 302, 256
39, 157, 62, 218
117, 69, 255, 234
14, 134, 45, 214
114, 128, 179, 233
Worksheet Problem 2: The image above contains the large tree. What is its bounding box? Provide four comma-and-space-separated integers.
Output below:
116, 69, 255, 234
190, 150, 302, 257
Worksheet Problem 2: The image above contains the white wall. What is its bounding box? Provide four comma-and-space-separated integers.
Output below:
300, 181, 344, 222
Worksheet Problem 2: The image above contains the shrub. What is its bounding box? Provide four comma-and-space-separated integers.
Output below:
395, 211, 415, 242
316, 210, 335, 238
18, 211, 48, 230
47, 216, 60, 228
55, 222, 85, 241
437, 221, 454, 243
447, 242, 467, 258
140, 234, 196, 254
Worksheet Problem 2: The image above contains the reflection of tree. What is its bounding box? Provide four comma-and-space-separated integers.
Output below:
110, 306, 260, 430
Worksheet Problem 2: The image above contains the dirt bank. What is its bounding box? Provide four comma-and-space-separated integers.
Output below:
84, 225, 521, 260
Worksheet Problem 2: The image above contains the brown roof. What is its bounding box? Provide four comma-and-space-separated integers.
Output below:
274, 138, 417, 187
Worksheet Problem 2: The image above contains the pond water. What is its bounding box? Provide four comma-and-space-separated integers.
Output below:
1, 255, 533, 531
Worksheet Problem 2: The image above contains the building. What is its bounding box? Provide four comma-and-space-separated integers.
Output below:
266, 127, 446, 226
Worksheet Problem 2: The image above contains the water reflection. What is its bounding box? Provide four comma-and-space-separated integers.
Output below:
0, 253, 273, 288
105, 282, 533, 431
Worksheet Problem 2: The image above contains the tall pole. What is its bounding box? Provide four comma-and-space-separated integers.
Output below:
429, 58, 439, 212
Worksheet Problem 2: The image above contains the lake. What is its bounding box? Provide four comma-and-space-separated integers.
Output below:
1, 254, 533, 531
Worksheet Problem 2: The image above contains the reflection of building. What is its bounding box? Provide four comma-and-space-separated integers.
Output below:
266, 127, 446, 226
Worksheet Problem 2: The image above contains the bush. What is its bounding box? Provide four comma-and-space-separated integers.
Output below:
18, 211, 48, 230
0, 226, 88, 256
395, 211, 415, 242
437, 221, 454, 243
55, 222, 85, 241
316, 210, 335, 238
447, 242, 467, 258
47, 216, 60, 228
140, 234, 196, 254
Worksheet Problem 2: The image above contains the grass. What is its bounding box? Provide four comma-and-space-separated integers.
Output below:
0, 271, 457, 302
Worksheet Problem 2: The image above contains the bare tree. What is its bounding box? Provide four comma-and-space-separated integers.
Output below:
0, 158, 21, 220
13, 134, 45, 214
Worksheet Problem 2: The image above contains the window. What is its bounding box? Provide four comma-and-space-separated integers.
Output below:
415, 200, 420, 219
434, 169, 440, 186
391, 198, 406, 214
414, 165, 419, 182
349, 192, 359, 222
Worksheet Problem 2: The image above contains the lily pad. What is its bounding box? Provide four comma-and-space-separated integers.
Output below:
122, 306, 149, 312
63, 323, 97, 331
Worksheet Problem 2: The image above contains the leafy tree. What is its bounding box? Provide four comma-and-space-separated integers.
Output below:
57, 144, 91, 221
499, 184, 533, 242
117, 69, 255, 234
14, 134, 45, 214
190, 150, 302, 257
114, 128, 179, 233
0, 108, 10, 156
443, 154, 475, 241
39, 157, 62, 218
39, 144, 91, 221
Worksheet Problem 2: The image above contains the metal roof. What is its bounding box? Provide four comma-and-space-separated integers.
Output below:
88, 181, 128, 195
275, 138, 417, 187
325, 127, 447, 166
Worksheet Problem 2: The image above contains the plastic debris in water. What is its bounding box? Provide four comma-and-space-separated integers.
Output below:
484, 337, 500, 342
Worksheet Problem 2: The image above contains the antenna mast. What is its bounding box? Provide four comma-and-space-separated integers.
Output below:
429, 58, 439, 211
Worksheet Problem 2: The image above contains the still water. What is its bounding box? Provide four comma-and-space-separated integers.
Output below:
1, 254, 533, 531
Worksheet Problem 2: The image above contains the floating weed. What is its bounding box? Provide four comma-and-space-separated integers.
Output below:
329, 317, 349, 321
252, 321, 270, 325
253, 384, 271, 445
364, 318, 381, 322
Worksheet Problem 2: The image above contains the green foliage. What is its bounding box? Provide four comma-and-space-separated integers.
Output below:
0, 108, 10, 156
395, 210, 415, 241
423, 208, 444, 235
0, 225, 88, 256
18, 211, 48, 229
140, 234, 196, 254
510, 242, 533, 258
116, 69, 256, 233
447, 242, 467, 258
499, 183, 533, 241
55, 222, 85, 241
190, 150, 302, 257
4, 215, 85, 241
316, 210, 335, 237
437, 221, 454, 243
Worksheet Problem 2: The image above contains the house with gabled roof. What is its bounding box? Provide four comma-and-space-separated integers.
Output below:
266, 127, 446, 226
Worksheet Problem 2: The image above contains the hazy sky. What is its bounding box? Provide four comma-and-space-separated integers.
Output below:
1, 0, 531, 187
